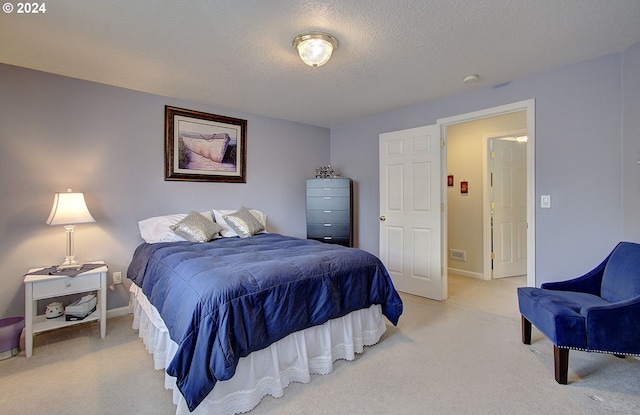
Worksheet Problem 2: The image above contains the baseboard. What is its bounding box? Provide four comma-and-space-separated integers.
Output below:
448, 268, 485, 280
106, 306, 132, 319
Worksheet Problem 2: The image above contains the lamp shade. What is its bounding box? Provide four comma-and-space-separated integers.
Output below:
46, 190, 95, 226
293, 31, 338, 67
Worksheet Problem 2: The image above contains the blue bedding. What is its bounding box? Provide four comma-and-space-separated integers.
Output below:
127, 233, 402, 411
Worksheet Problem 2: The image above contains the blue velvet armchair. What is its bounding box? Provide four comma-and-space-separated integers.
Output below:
517, 242, 640, 384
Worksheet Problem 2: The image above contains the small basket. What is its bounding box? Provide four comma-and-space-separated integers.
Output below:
0, 316, 25, 360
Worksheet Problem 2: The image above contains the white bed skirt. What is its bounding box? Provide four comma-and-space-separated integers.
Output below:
130, 284, 387, 415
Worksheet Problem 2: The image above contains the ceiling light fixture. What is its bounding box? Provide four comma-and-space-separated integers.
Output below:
293, 31, 338, 67
462, 74, 480, 83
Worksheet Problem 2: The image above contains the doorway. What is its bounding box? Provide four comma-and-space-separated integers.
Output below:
376, 100, 535, 301
439, 100, 536, 299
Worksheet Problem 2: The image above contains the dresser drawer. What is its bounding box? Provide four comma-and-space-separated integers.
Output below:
306, 187, 351, 197
308, 236, 351, 245
32, 273, 101, 299
306, 210, 350, 223
306, 196, 350, 211
307, 223, 351, 237
306, 178, 351, 188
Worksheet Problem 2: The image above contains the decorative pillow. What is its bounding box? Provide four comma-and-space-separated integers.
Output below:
138, 211, 215, 243
213, 208, 267, 237
221, 206, 265, 238
170, 211, 223, 243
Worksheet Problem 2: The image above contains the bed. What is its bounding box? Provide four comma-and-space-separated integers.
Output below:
127, 209, 403, 414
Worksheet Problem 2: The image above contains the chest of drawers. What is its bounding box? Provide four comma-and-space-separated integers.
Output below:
306, 178, 353, 246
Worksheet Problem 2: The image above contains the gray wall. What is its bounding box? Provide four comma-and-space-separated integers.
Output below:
331, 49, 637, 287
622, 42, 640, 242
0, 64, 330, 318
3, 43, 639, 318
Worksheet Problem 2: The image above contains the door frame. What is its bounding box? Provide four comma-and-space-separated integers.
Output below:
438, 99, 536, 298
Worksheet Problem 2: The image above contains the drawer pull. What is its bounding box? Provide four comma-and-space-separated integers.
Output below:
323, 210, 332, 213
323, 224, 332, 227
323, 237, 333, 240
323, 188, 331, 191
323, 197, 331, 200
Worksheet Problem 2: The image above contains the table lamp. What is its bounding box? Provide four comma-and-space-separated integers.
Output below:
46, 189, 95, 271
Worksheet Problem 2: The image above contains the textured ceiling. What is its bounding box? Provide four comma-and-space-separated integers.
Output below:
1, 1, 640, 127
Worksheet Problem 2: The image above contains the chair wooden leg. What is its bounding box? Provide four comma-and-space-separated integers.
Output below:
521, 315, 532, 345
554, 346, 569, 384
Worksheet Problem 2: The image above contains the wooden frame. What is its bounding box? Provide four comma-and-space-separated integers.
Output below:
165, 106, 247, 183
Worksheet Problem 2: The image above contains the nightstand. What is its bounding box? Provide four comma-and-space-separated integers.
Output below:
23, 262, 107, 357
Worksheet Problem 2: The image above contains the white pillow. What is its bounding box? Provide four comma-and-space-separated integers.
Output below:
138, 211, 214, 243
212, 208, 267, 237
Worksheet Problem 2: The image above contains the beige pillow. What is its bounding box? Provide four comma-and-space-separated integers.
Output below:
170, 211, 223, 242
222, 206, 265, 238
213, 208, 267, 237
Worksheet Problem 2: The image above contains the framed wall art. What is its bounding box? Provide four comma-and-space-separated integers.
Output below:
460, 180, 469, 194
165, 106, 247, 183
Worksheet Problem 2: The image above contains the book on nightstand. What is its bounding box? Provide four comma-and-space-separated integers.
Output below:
65, 294, 97, 321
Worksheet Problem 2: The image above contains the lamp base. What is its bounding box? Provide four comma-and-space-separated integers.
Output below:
56, 257, 83, 272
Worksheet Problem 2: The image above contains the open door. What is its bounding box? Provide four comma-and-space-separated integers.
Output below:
491, 137, 527, 278
379, 125, 443, 300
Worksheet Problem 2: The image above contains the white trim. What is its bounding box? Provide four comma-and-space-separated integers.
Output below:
106, 306, 132, 319
448, 268, 484, 280
437, 99, 536, 289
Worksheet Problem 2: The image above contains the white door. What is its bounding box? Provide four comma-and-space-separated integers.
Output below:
491, 138, 527, 278
379, 125, 442, 300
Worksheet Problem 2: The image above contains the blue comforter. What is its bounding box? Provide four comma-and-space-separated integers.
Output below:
127, 233, 402, 411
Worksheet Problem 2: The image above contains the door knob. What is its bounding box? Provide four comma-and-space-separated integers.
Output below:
379, 215, 386, 221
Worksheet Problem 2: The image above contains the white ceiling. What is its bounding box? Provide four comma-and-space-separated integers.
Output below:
2, 1, 640, 128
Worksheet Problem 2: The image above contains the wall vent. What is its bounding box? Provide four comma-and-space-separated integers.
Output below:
449, 249, 467, 261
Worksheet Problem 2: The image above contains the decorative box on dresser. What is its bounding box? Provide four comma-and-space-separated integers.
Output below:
306, 178, 353, 247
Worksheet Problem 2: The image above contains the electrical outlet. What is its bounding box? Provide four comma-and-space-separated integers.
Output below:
541, 195, 551, 208
113, 271, 122, 285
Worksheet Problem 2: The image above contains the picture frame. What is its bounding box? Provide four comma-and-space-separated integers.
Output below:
165, 106, 247, 183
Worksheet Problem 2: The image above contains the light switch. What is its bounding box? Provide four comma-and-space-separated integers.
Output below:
541, 195, 551, 208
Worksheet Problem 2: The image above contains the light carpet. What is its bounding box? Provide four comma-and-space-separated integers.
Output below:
1, 275, 639, 414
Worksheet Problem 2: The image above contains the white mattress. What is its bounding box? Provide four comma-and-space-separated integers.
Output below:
130, 284, 387, 415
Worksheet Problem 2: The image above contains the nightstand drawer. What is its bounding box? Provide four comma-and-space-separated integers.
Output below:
32, 273, 101, 299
